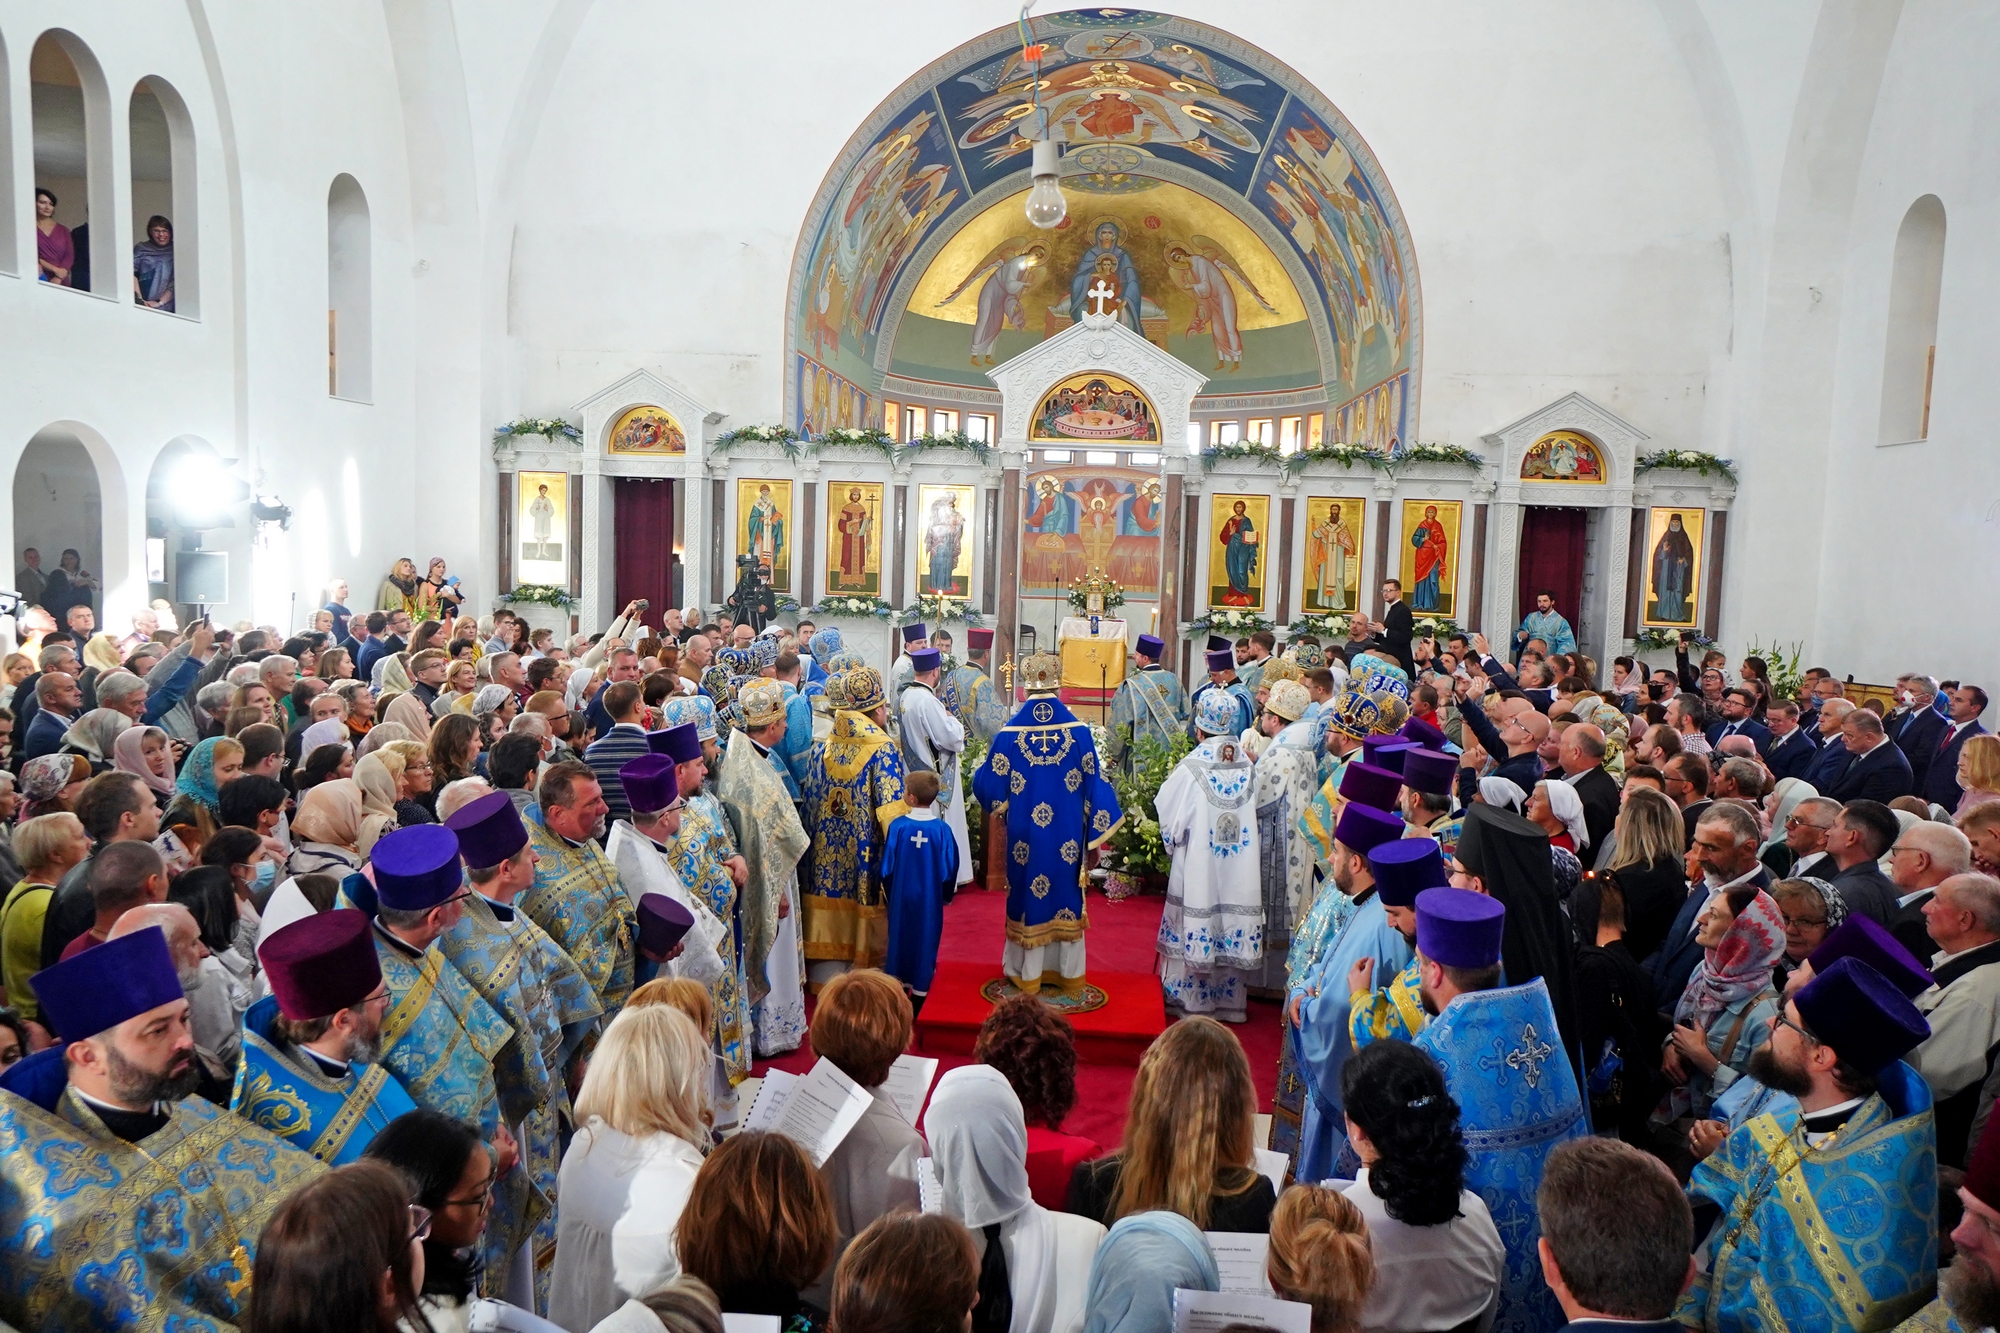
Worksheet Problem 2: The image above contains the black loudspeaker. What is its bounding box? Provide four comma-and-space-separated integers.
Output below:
175, 551, 228, 606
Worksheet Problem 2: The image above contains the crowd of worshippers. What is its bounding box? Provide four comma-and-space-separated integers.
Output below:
1103, 600, 2000, 1333
0, 575, 1996, 1333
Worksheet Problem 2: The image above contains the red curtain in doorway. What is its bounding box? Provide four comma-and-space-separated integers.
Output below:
614, 478, 674, 634
1516, 507, 1587, 634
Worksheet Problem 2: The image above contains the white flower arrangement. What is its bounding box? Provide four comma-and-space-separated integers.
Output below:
1188, 607, 1273, 635
811, 595, 894, 620
1288, 612, 1351, 639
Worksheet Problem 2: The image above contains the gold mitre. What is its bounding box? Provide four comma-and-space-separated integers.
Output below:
1020, 652, 1063, 695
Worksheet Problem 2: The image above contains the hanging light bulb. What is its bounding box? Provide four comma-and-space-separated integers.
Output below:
1025, 137, 1066, 230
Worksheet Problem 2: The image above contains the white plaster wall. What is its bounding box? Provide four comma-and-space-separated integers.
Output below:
1808, 2, 2000, 683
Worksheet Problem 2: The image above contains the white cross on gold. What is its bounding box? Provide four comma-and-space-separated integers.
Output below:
1086, 278, 1117, 316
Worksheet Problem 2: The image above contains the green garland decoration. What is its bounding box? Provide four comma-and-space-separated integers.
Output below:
810, 595, 895, 620
1631, 627, 1714, 652
902, 593, 984, 627
1635, 449, 1738, 484
1203, 440, 1485, 476
492, 418, 582, 454
711, 425, 993, 467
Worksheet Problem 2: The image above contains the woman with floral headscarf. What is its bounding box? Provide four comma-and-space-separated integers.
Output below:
1770, 876, 1847, 993
1658, 885, 1786, 1121
18, 755, 88, 822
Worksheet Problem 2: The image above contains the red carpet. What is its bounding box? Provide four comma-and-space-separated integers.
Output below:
751, 886, 1284, 1149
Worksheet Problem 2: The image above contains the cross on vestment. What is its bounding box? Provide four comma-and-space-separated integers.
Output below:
1087, 278, 1117, 316
910, 829, 928, 849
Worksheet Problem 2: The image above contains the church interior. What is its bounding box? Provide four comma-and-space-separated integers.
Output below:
1, 0, 1987, 685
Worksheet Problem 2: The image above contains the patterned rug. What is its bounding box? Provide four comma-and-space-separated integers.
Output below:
978, 975, 1110, 1015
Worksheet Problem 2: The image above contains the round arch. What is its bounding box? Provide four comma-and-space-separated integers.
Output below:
783, 9, 1421, 445
10, 419, 132, 629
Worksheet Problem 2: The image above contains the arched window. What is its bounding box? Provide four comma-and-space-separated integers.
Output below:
30, 31, 111, 295
1879, 194, 1946, 445
129, 78, 198, 317
327, 173, 371, 401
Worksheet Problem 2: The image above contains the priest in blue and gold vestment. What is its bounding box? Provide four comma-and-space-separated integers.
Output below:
234, 908, 417, 1166
648, 715, 754, 1083
971, 652, 1122, 997
0, 926, 322, 1330
1412, 887, 1587, 1333
1106, 632, 1189, 768
366, 825, 530, 1299
522, 758, 637, 1021
802, 666, 908, 974
1681, 957, 1937, 1333
1188, 641, 1253, 742
445, 790, 605, 1307
946, 627, 1009, 745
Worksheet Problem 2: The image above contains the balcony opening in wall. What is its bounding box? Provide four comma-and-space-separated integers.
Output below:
31, 32, 109, 294
129, 78, 198, 317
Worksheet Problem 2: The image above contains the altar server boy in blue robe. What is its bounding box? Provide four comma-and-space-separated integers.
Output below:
881, 769, 958, 1012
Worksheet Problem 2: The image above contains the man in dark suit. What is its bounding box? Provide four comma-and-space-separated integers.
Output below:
1822, 800, 1903, 925
1664, 753, 1712, 848
1556, 723, 1620, 864
1763, 700, 1821, 783
1888, 674, 1951, 797
1537, 1138, 1693, 1333
1651, 803, 1770, 1012
1377, 577, 1415, 676
1926, 684, 1991, 810
1704, 686, 1772, 756
1823, 708, 1916, 803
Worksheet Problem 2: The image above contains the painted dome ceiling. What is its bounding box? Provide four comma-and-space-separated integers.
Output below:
788, 9, 1420, 450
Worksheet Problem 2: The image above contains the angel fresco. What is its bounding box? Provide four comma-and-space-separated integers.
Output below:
823, 110, 960, 347
1166, 236, 1277, 372
956, 58, 1262, 169
934, 238, 1047, 364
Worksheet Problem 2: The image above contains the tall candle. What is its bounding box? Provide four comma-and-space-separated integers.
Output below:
1150, 605, 1159, 629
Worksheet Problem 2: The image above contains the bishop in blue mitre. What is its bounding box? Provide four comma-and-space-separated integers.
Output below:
1412, 887, 1587, 1333
1682, 957, 1937, 1333
1107, 632, 1190, 767
0, 926, 322, 1330
234, 907, 418, 1166
971, 652, 1122, 997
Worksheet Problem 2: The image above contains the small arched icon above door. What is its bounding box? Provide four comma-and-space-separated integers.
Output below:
1520, 430, 1605, 483
607, 404, 686, 455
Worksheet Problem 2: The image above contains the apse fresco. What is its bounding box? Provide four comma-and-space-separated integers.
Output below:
788, 10, 1420, 437
1023, 466, 1164, 596
900, 183, 1319, 392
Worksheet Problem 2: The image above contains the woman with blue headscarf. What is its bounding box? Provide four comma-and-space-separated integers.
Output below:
1082, 1212, 1218, 1333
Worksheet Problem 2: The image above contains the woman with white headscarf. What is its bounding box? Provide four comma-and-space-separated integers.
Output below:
1529, 778, 1591, 903
922, 1065, 1105, 1333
